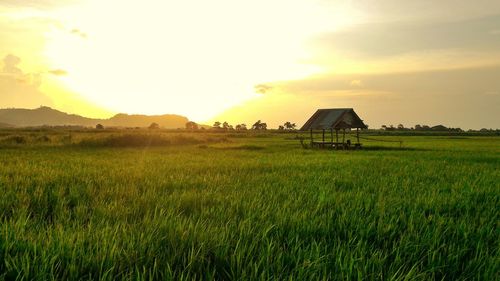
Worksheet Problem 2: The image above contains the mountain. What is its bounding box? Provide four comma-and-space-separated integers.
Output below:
0, 107, 100, 127
105, 113, 188, 128
0, 106, 189, 128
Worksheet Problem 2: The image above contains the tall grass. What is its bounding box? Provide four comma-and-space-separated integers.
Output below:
0, 131, 498, 280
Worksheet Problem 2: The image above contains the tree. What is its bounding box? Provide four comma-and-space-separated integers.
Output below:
213, 121, 221, 129
185, 121, 198, 130
252, 120, 262, 130
252, 120, 267, 130
381, 125, 387, 130
149, 122, 160, 129
96, 124, 104, 130
283, 121, 297, 130
235, 124, 247, 131
278, 125, 285, 130
397, 124, 405, 130
222, 121, 230, 130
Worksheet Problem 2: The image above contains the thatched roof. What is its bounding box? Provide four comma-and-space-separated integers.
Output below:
300, 108, 367, 130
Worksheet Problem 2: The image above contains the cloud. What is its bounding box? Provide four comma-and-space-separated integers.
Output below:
484, 91, 499, 96
2, 54, 22, 74
0, 54, 52, 108
48, 69, 68, 76
350, 80, 362, 87
254, 84, 274, 94
350, 0, 500, 23
70, 28, 87, 39
0, 0, 76, 10
313, 14, 500, 58
283, 65, 500, 96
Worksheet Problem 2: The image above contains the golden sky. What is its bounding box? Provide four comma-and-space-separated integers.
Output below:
1, 0, 499, 129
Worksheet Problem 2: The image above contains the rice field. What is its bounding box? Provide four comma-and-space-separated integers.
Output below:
0, 130, 498, 280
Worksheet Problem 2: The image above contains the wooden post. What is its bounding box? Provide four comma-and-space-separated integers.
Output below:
336, 129, 339, 143
330, 128, 333, 142
310, 129, 313, 143
342, 129, 345, 144
322, 129, 325, 142
356, 128, 360, 144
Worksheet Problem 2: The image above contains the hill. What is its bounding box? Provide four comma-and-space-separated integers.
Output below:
105, 113, 188, 128
0, 106, 189, 128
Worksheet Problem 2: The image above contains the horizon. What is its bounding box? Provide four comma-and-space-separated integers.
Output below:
1, 1, 499, 129
0, 105, 497, 131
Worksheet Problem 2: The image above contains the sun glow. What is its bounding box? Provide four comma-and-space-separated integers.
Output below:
39, 0, 355, 121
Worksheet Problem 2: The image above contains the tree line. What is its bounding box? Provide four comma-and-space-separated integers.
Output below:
380, 124, 464, 132
184, 120, 297, 131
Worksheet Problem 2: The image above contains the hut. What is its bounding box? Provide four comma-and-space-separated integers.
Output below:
300, 108, 367, 149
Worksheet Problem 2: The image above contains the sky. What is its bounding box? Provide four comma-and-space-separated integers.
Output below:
0, 0, 499, 129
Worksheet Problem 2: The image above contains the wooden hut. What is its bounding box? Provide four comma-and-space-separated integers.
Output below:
300, 108, 367, 149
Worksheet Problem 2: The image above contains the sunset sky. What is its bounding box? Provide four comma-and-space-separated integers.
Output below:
1, 0, 499, 129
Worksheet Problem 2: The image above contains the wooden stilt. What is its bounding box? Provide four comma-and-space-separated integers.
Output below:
356, 128, 360, 144
322, 129, 325, 142
310, 129, 313, 143
330, 129, 333, 142
336, 129, 339, 142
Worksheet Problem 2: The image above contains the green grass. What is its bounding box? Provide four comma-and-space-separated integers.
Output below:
0, 130, 498, 280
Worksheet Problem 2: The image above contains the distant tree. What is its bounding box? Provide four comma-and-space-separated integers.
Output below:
251, 120, 267, 130
283, 121, 297, 130
397, 124, 405, 130
235, 124, 247, 131
222, 121, 230, 130
431, 125, 448, 131
422, 125, 431, 131
278, 125, 285, 130
381, 125, 387, 130
185, 121, 198, 130
213, 121, 221, 129
96, 124, 104, 130
252, 120, 262, 130
414, 124, 422, 130
149, 122, 160, 129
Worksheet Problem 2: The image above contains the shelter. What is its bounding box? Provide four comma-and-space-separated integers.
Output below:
300, 108, 367, 149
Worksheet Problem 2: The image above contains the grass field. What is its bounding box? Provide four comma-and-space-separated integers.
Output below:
0, 130, 498, 280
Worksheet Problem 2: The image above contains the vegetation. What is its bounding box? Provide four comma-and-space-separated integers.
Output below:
380, 124, 465, 132
0, 129, 498, 280
148, 122, 160, 130
278, 122, 297, 131
185, 121, 199, 130
251, 120, 267, 130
